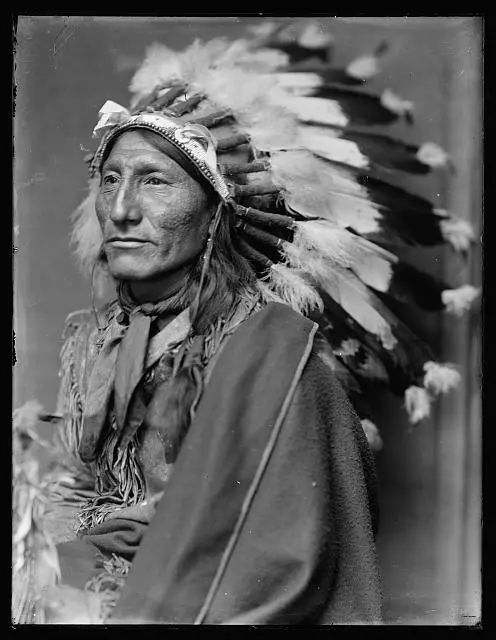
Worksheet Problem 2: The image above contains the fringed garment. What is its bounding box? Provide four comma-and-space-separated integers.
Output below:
46, 293, 261, 620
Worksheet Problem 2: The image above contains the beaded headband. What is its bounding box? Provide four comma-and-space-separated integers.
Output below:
90, 100, 230, 201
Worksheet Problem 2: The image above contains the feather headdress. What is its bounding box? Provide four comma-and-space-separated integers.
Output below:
73, 21, 479, 438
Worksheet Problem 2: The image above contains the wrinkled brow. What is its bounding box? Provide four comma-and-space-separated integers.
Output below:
102, 155, 184, 178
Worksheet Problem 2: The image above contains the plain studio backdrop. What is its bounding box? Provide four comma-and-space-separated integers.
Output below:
13, 16, 482, 625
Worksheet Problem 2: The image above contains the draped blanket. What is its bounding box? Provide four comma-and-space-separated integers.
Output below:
56, 302, 382, 624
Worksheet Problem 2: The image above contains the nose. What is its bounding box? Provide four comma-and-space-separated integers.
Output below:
109, 182, 142, 225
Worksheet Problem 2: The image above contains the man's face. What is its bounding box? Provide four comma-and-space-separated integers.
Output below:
95, 130, 212, 282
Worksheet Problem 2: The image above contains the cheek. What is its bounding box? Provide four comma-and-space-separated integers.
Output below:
95, 193, 109, 229
153, 190, 211, 246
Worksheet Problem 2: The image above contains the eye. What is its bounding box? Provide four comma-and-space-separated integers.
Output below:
102, 174, 119, 186
145, 176, 166, 186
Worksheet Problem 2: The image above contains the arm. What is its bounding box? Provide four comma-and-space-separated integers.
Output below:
45, 311, 99, 543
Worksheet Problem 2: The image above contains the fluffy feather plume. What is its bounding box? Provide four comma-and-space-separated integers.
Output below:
70, 178, 102, 275
262, 263, 323, 314
380, 89, 414, 118
441, 285, 480, 316
360, 419, 384, 451
335, 338, 361, 357
416, 142, 451, 168
404, 385, 432, 424
347, 55, 381, 81
439, 216, 475, 252
70, 179, 114, 299
423, 361, 461, 394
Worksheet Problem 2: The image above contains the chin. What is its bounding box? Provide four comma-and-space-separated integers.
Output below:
106, 256, 160, 281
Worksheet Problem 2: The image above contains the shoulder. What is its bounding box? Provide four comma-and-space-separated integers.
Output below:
58, 302, 118, 396
229, 301, 317, 347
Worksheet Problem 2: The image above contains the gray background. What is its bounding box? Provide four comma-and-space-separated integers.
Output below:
13, 16, 482, 624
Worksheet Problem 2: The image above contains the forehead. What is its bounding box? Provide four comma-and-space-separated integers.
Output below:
102, 130, 185, 173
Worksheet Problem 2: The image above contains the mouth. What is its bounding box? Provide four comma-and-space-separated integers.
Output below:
106, 238, 150, 249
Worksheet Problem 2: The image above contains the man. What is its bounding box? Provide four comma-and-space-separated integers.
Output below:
33, 38, 386, 624
42, 121, 382, 623
13, 23, 479, 626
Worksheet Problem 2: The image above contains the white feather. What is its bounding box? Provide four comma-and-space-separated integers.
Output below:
299, 127, 369, 169
282, 96, 349, 127
423, 361, 461, 394
70, 178, 102, 275
380, 89, 414, 116
70, 179, 114, 299
360, 419, 384, 451
129, 43, 181, 97
269, 151, 381, 233
334, 338, 361, 357
404, 386, 432, 424
263, 263, 323, 315
347, 55, 381, 80
441, 285, 480, 316
416, 142, 450, 168
273, 72, 323, 96
241, 104, 299, 151
298, 22, 334, 49
285, 219, 395, 292
439, 217, 475, 252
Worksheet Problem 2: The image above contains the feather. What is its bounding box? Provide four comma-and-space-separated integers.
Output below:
383, 261, 450, 311
282, 85, 409, 126
297, 21, 334, 50
301, 125, 431, 175
441, 285, 481, 316
357, 351, 390, 382
423, 361, 461, 394
352, 175, 448, 246
129, 42, 181, 99
299, 126, 370, 168
269, 150, 382, 234
380, 89, 414, 121
347, 55, 381, 81
360, 419, 384, 451
320, 289, 435, 394
263, 263, 323, 315
404, 386, 432, 424
70, 178, 102, 276
318, 267, 397, 350
416, 142, 451, 169
284, 219, 395, 293
258, 20, 333, 66
439, 215, 476, 252
283, 95, 349, 127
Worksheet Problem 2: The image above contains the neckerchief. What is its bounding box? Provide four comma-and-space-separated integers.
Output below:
79, 281, 190, 463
